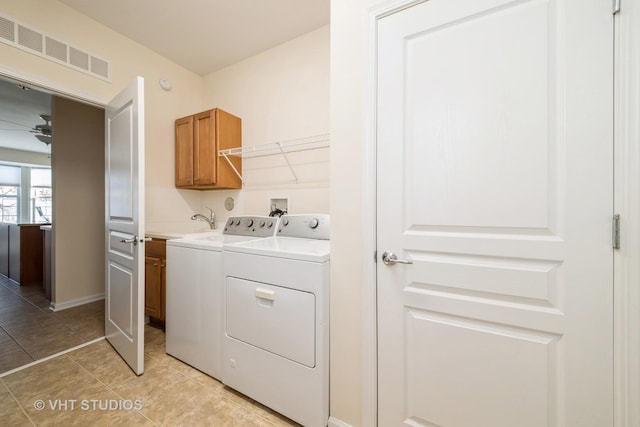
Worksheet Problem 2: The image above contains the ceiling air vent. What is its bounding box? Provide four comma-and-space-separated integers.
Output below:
45, 36, 67, 62
69, 47, 89, 71
90, 56, 109, 79
17, 25, 43, 53
0, 12, 111, 82
0, 16, 14, 42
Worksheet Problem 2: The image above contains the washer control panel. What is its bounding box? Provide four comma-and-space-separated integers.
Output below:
223, 216, 279, 237
278, 214, 330, 240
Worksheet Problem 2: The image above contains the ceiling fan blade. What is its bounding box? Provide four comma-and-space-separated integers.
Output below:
35, 134, 52, 145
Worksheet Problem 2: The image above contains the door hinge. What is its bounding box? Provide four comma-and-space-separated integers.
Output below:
613, 0, 621, 14
613, 214, 621, 249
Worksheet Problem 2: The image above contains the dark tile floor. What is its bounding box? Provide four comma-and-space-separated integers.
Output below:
0, 275, 104, 374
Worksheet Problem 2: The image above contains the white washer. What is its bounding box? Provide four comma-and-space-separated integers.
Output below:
165, 215, 278, 379
222, 214, 330, 427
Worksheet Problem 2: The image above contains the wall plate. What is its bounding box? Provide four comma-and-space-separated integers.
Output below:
269, 197, 288, 215
225, 197, 235, 211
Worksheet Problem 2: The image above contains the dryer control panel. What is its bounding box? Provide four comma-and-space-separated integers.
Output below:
277, 214, 330, 240
223, 216, 279, 237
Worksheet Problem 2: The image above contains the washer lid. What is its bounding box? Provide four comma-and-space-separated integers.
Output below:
167, 233, 269, 251
224, 236, 330, 262
167, 233, 224, 251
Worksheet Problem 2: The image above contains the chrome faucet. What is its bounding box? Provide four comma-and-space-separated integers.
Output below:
191, 207, 216, 229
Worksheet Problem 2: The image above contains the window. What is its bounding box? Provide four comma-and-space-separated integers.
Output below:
0, 165, 53, 223
0, 165, 20, 223
0, 185, 18, 223
30, 168, 52, 223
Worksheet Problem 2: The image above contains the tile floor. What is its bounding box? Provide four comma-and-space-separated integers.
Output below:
0, 275, 104, 373
0, 325, 299, 426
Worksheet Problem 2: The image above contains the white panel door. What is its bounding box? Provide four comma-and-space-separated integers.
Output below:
376, 0, 613, 426
105, 76, 145, 375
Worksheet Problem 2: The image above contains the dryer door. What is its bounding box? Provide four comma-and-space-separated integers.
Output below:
226, 277, 316, 367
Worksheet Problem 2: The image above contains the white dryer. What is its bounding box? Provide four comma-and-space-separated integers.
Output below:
222, 214, 330, 427
165, 216, 278, 379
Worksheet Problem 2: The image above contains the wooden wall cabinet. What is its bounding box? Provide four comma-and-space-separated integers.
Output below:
175, 108, 242, 190
145, 238, 166, 324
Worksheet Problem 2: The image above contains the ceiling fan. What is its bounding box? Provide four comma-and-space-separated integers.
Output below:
31, 114, 52, 145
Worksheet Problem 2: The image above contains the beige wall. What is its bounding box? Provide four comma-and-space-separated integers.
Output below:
0, 148, 50, 166
0, 0, 205, 230
0, 1, 355, 422
0, 0, 209, 303
51, 96, 104, 304
200, 26, 330, 220
330, 0, 386, 425
0, 1, 331, 300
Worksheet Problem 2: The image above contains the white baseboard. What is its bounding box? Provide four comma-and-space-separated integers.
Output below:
49, 293, 104, 311
328, 416, 353, 427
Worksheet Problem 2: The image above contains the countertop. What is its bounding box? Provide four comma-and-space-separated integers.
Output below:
145, 230, 195, 240
145, 221, 224, 240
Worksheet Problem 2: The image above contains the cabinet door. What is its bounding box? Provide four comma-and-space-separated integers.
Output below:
19, 225, 44, 286
175, 115, 194, 187
0, 223, 9, 277
193, 110, 216, 186
8, 224, 20, 283
160, 262, 166, 322
144, 256, 163, 319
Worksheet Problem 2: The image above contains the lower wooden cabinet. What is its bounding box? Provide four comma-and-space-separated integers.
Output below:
42, 226, 52, 300
8, 224, 46, 286
145, 239, 166, 324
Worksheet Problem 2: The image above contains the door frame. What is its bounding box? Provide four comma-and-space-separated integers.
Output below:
362, 1, 640, 426
612, 2, 640, 426
0, 66, 109, 307
0, 66, 108, 108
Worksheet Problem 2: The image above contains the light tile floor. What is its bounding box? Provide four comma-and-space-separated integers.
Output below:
0, 325, 300, 426
0, 275, 104, 373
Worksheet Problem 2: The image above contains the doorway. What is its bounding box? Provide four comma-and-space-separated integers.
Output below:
0, 76, 106, 373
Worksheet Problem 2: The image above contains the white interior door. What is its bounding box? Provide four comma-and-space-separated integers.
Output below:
105, 76, 145, 375
376, 0, 613, 426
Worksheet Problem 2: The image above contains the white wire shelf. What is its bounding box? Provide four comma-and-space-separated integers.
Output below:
219, 133, 330, 183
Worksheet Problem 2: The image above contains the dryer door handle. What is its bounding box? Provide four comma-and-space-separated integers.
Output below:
255, 288, 276, 301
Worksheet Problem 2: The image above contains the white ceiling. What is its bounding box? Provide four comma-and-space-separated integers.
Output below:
0, 78, 51, 155
57, 0, 330, 76
0, 0, 330, 154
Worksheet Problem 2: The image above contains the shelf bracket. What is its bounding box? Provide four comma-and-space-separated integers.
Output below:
218, 133, 329, 184
277, 141, 299, 183
220, 150, 243, 183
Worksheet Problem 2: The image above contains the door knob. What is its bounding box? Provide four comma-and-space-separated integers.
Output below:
120, 236, 138, 245
381, 251, 413, 265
